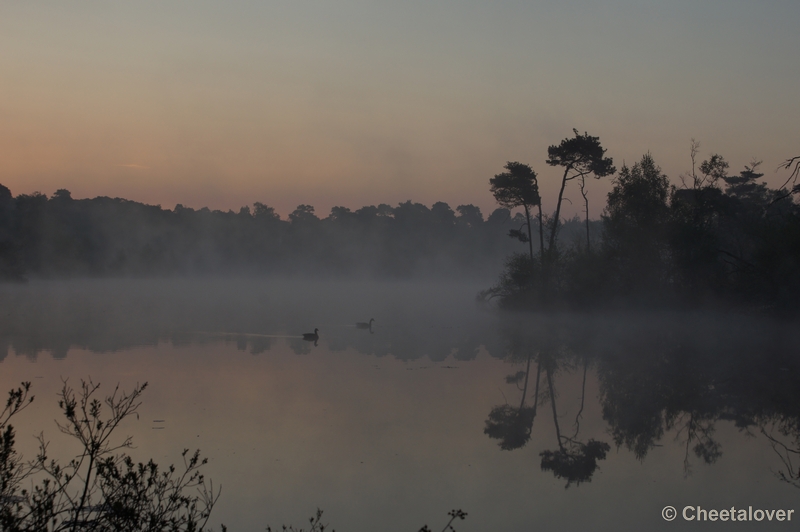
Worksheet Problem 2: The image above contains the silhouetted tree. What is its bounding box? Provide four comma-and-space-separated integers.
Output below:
546, 130, 615, 253
603, 153, 671, 299
486, 208, 510, 225
430, 202, 456, 226
669, 152, 732, 301
489, 162, 543, 262
253, 202, 280, 222
0, 184, 21, 280
775, 155, 800, 203
455, 205, 483, 229
289, 204, 319, 225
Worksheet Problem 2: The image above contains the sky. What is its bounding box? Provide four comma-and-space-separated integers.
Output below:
1, 0, 798, 219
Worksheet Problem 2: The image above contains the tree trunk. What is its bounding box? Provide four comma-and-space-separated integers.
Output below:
547, 367, 564, 451
524, 205, 534, 263
531, 358, 542, 416
581, 177, 590, 251
572, 360, 588, 438
537, 203, 545, 260
548, 166, 572, 252
518, 353, 533, 410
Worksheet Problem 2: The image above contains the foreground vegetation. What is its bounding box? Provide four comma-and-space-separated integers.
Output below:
0, 381, 466, 531
0, 380, 219, 531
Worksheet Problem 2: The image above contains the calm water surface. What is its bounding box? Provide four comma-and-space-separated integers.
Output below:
1, 279, 799, 531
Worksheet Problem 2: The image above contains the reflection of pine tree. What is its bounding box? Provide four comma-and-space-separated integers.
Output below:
484, 353, 541, 450
675, 412, 722, 476
539, 360, 610, 488
540, 440, 611, 489
484, 405, 537, 451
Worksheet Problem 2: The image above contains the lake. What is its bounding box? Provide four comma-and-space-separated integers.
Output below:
1, 279, 799, 531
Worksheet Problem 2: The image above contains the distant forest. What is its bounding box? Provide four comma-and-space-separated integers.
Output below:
0, 184, 585, 279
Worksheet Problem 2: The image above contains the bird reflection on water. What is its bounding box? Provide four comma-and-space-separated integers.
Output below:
302, 328, 320, 346
356, 318, 375, 333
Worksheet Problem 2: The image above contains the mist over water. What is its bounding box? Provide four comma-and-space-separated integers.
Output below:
0, 278, 800, 531
2, 278, 799, 530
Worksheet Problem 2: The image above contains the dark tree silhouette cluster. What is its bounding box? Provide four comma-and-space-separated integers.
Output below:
0, 188, 531, 280
486, 134, 800, 312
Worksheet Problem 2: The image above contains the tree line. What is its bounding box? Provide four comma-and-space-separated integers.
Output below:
0, 188, 557, 279
486, 132, 800, 312
2, 134, 798, 311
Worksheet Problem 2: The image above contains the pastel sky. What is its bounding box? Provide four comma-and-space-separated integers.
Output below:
1, 0, 798, 219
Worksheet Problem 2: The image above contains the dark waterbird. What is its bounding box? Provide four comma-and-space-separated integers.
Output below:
302, 328, 320, 342
356, 318, 375, 330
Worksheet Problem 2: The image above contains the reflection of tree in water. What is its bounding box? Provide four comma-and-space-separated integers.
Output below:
288, 338, 314, 355
754, 375, 800, 489
484, 405, 537, 451
482, 315, 800, 487
484, 352, 541, 450
7, 283, 800, 490
484, 324, 610, 487
605, 358, 722, 476
248, 336, 273, 354
676, 412, 722, 475
0, 280, 504, 363
539, 440, 610, 489
594, 315, 800, 483
762, 424, 800, 489
538, 352, 609, 488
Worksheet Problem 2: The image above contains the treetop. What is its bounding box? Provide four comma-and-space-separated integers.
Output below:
546, 129, 615, 178
489, 162, 541, 209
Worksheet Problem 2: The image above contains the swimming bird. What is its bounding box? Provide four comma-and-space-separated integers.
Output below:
302, 328, 319, 342
356, 318, 375, 330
